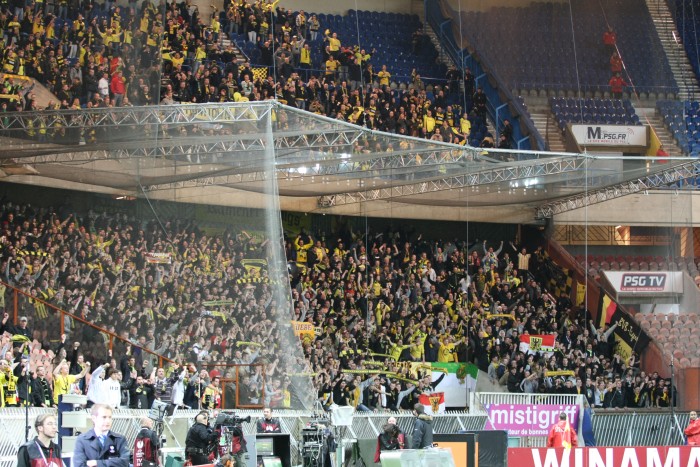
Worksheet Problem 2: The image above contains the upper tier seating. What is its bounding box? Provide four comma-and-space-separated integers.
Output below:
551, 97, 640, 131
456, 1, 677, 95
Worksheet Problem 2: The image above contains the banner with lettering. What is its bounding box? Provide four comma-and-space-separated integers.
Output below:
486, 403, 580, 437
507, 446, 700, 467
597, 288, 650, 362
145, 252, 172, 264
290, 321, 321, 337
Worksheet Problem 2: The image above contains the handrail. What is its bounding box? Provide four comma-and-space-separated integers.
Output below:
0, 279, 173, 368
426, 0, 547, 151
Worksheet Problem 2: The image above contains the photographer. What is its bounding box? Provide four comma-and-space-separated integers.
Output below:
374, 417, 404, 463
185, 411, 217, 465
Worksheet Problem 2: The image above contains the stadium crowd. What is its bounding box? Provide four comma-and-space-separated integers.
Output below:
0, 0, 503, 147
0, 196, 674, 411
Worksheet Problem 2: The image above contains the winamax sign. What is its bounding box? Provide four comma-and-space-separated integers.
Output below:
570, 124, 647, 146
602, 271, 684, 294
507, 446, 700, 467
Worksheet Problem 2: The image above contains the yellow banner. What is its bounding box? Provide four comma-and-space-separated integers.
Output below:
485, 313, 515, 320
545, 370, 576, 378
576, 282, 586, 306
291, 321, 320, 336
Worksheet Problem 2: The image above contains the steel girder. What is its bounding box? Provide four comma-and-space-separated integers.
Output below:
139, 147, 489, 191
534, 159, 700, 219
0, 103, 272, 131
316, 156, 587, 206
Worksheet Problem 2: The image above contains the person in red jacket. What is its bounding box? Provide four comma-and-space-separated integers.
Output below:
603, 26, 617, 54
609, 73, 628, 99
547, 412, 578, 449
610, 52, 623, 74
110, 70, 126, 107
685, 411, 700, 445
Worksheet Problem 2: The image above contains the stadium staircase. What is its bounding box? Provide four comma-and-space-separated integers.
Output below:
633, 105, 685, 154
423, 25, 498, 141
646, 0, 700, 100
220, 37, 248, 66
524, 103, 567, 152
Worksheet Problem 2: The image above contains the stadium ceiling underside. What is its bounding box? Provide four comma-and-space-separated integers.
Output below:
0, 101, 695, 224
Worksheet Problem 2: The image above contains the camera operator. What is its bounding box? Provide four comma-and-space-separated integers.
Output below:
256, 407, 281, 433
185, 411, 217, 465
133, 417, 160, 467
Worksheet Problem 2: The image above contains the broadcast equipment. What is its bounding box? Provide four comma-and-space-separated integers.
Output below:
300, 419, 331, 467
148, 399, 175, 441
213, 412, 251, 460
214, 412, 251, 427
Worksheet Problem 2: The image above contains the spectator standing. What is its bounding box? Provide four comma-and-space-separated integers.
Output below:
110, 71, 126, 107
53, 359, 89, 405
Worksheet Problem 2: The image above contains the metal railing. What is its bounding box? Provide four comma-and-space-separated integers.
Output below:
425, 0, 546, 151
0, 280, 266, 409
0, 406, 687, 466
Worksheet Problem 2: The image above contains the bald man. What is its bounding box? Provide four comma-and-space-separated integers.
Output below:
133, 417, 160, 467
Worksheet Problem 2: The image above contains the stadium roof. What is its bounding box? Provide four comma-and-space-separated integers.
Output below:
0, 102, 693, 224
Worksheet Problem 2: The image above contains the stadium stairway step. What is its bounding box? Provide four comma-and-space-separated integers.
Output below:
645, 0, 700, 101
634, 106, 686, 156
424, 24, 453, 74
521, 96, 567, 152
221, 38, 248, 65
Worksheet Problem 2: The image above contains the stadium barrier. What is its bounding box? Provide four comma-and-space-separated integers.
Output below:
0, 407, 691, 466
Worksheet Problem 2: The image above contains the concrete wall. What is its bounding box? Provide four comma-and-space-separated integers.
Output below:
443, 0, 566, 13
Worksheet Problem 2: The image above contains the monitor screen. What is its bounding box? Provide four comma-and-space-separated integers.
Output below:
256, 437, 274, 456
261, 458, 282, 467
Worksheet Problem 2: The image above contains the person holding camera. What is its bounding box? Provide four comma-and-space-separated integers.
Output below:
185, 411, 217, 465
374, 416, 404, 463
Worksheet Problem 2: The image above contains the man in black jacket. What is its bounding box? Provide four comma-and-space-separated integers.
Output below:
411, 403, 434, 449
30, 365, 54, 407
185, 411, 217, 465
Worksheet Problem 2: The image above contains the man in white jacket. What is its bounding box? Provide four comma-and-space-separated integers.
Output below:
87, 363, 122, 409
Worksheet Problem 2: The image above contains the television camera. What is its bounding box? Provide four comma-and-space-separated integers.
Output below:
214, 412, 251, 427
212, 412, 252, 460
